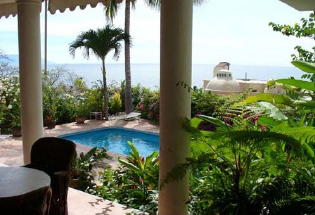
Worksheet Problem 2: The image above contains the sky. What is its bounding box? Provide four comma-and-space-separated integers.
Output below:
0, 0, 313, 66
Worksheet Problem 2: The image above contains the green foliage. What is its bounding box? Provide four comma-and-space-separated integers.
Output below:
136, 88, 160, 123
69, 25, 130, 119
85, 80, 104, 114
55, 95, 76, 124
109, 92, 122, 114
236, 93, 293, 107
131, 83, 145, 108
0, 74, 21, 132
96, 142, 159, 214
192, 89, 225, 117
269, 12, 315, 62
42, 73, 58, 123
273, 61, 315, 125
277, 78, 315, 91
251, 102, 288, 120
292, 61, 315, 74
42, 68, 86, 124
276, 61, 315, 93
119, 142, 159, 190
69, 26, 130, 61
75, 100, 90, 118
163, 115, 315, 215
72, 147, 109, 192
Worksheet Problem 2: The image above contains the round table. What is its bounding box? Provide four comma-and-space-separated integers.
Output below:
0, 167, 51, 198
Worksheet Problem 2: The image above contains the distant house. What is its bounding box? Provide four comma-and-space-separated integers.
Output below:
203, 62, 284, 95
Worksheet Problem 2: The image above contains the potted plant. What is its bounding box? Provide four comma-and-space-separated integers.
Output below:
43, 84, 57, 129
44, 115, 56, 129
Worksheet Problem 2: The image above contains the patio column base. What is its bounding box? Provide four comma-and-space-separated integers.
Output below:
158, 0, 193, 214
17, 0, 43, 164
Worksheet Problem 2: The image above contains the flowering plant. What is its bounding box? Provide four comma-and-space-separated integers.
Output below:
136, 91, 160, 123
0, 75, 21, 129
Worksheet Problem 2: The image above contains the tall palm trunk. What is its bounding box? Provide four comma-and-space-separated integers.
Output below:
102, 59, 109, 120
124, 0, 133, 114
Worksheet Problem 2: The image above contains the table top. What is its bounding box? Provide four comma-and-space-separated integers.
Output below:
0, 167, 51, 198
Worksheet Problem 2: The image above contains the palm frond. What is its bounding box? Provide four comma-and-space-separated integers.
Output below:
104, 0, 119, 23
145, 0, 207, 9
193, 0, 207, 6
145, 0, 160, 9
69, 25, 129, 62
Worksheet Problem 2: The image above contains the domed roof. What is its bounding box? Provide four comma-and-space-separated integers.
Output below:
206, 77, 242, 93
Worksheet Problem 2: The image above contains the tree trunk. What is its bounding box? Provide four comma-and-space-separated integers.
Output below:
102, 59, 109, 120
124, 0, 133, 114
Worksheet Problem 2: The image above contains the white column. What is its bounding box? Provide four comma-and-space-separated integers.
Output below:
158, 0, 193, 214
17, 0, 43, 164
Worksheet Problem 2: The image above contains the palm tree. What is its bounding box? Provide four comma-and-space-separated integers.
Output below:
69, 25, 130, 119
104, 0, 206, 114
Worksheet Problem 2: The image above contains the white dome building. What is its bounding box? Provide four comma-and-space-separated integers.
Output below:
203, 62, 284, 95
204, 62, 242, 95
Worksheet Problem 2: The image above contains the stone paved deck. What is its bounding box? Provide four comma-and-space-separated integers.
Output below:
0, 119, 159, 166
68, 188, 144, 215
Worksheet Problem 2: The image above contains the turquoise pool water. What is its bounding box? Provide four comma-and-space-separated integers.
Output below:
59, 127, 159, 157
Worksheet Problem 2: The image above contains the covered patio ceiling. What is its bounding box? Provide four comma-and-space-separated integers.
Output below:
0, 0, 122, 18
280, 0, 315, 11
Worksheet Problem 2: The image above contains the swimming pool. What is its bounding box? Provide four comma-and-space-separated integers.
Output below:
59, 127, 160, 157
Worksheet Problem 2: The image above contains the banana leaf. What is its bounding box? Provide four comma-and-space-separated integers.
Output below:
292, 60, 315, 74
276, 79, 315, 92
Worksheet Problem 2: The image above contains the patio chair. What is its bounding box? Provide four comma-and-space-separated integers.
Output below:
25, 137, 76, 215
124, 112, 141, 121
0, 186, 52, 215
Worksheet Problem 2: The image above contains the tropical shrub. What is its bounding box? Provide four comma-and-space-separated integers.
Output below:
42, 68, 84, 124
241, 61, 315, 126
191, 89, 224, 117
42, 82, 57, 126
96, 142, 159, 214
0, 75, 21, 132
69, 26, 130, 120
131, 84, 142, 108
71, 147, 109, 192
109, 92, 122, 114
136, 90, 160, 123
55, 95, 76, 124
163, 114, 315, 215
85, 81, 104, 115
75, 99, 90, 119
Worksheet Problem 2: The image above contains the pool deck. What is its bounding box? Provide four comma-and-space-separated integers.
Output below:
0, 119, 159, 166
68, 188, 145, 215
0, 119, 157, 215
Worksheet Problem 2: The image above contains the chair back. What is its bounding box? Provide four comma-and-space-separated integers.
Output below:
30, 137, 76, 174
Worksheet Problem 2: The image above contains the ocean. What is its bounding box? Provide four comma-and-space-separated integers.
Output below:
58, 63, 304, 89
